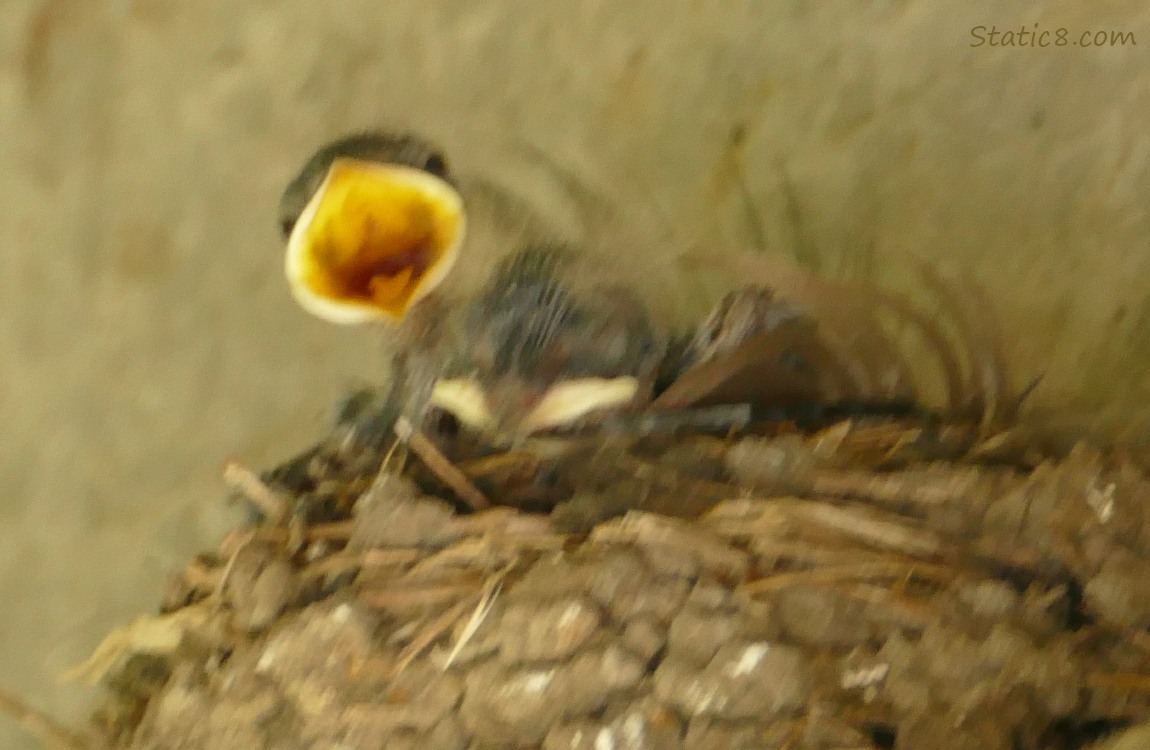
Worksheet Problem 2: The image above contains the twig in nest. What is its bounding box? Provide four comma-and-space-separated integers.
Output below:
405, 539, 496, 576
222, 460, 289, 524
394, 416, 491, 510
359, 582, 481, 609
741, 560, 959, 595
211, 530, 258, 604
445, 508, 556, 538
0, 684, 98, 750
302, 547, 423, 582
704, 499, 947, 558
307, 520, 357, 540
806, 470, 959, 507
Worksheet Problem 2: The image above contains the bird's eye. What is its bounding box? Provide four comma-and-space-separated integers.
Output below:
423, 153, 448, 177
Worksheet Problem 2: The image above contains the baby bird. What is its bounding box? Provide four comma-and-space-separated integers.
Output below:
278, 130, 914, 449
279, 132, 672, 443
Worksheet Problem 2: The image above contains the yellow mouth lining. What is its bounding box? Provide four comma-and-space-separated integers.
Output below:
285, 158, 465, 325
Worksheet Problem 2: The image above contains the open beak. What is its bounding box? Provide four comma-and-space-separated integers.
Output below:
284, 157, 466, 325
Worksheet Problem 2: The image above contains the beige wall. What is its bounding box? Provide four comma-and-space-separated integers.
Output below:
1, 1, 1148, 745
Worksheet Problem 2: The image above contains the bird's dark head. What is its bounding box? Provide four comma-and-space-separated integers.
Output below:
279, 132, 465, 325
428, 246, 666, 445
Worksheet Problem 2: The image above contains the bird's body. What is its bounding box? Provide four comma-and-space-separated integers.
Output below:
424, 244, 668, 443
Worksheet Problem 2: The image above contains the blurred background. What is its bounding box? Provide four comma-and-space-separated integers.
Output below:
1, 1, 1148, 746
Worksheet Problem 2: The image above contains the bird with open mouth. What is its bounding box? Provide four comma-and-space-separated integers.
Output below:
278, 130, 1016, 479
280, 133, 466, 326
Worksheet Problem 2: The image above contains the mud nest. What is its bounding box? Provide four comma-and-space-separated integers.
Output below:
76, 408, 1150, 750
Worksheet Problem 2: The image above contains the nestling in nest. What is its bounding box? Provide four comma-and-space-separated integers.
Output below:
274, 130, 1030, 520
61, 131, 1150, 750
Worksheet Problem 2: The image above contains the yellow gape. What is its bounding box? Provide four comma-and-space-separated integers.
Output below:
284, 157, 465, 325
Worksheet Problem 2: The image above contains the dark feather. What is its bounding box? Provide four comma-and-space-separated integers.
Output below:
652, 320, 845, 410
